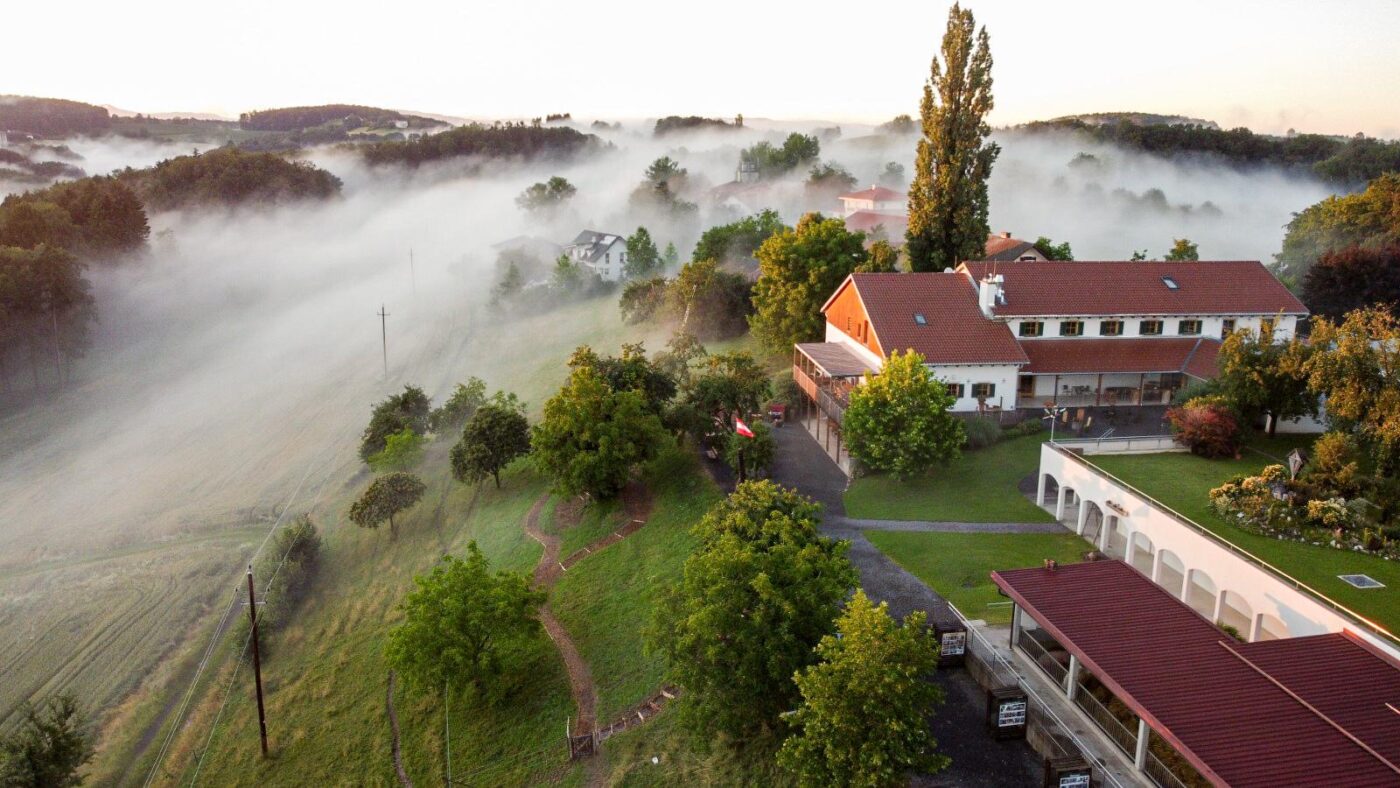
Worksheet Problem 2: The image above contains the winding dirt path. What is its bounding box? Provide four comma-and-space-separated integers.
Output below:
386, 671, 413, 788
522, 481, 658, 741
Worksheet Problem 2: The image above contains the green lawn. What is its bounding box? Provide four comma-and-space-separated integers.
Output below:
551, 447, 723, 722
866, 531, 1093, 624
844, 434, 1056, 523
1092, 437, 1400, 639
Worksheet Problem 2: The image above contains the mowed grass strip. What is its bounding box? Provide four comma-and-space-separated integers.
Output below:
866, 531, 1091, 625
844, 434, 1055, 523
550, 447, 723, 723
1091, 438, 1400, 637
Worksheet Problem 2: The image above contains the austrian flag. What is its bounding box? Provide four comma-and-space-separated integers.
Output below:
735, 418, 755, 438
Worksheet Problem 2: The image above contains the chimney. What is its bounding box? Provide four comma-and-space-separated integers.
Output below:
1043, 558, 1058, 571
1001, 231, 1012, 239
978, 274, 1004, 318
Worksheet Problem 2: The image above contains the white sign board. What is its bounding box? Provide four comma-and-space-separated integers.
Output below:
997, 699, 1027, 727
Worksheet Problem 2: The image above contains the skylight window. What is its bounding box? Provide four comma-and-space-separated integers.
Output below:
1162, 276, 1179, 290
914, 313, 928, 325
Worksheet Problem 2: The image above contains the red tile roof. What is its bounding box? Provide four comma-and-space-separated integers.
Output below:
959, 261, 1307, 317
1019, 337, 1221, 377
984, 234, 1041, 261
829, 273, 1027, 366
843, 210, 908, 235
839, 185, 904, 202
993, 561, 1400, 787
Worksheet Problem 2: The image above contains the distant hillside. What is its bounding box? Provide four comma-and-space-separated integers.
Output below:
1016, 117, 1400, 186
1047, 111, 1219, 129
359, 122, 608, 167
239, 104, 440, 132
0, 96, 112, 137
120, 147, 341, 210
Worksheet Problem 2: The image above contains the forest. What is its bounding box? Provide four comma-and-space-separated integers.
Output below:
0, 96, 112, 137
238, 104, 433, 131
119, 147, 342, 210
1019, 118, 1400, 185
359, 122, 608, 167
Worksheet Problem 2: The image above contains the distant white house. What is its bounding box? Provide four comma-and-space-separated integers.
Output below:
564, 230, 627, 282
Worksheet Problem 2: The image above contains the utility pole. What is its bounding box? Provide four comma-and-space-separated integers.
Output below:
377, 304, 390, 380
246, 565, 269, 758
409, 248, 417, 297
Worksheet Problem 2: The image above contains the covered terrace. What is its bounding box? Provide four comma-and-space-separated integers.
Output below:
993, 560, 1400, 788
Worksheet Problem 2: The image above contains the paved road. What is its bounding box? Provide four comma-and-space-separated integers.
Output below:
765, 422, 1045, 787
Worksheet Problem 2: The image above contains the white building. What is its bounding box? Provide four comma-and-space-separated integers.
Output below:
794, 260, 1307, 416
563, 230, 627, 282
837, 185, 905, 218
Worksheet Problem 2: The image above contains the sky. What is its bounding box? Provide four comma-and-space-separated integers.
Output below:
4, 0, 1398, 138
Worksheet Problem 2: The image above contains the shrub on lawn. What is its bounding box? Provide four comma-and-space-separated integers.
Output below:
964, 417, 1002, 450
1167, 401, 1241, 458
1003, 418, 1043, 438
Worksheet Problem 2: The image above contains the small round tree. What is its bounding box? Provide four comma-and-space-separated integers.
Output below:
349, 472, 426, 540
843, 350, 963, 478
451, 401, 531, 488
778, 591, 948, 786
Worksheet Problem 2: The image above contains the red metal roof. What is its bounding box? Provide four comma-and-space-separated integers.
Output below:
832, 273, 1027, 366
1019, 337, 1221, 377
839, 185, 904, 202
992, 561, 1400, 787
959, 261, 1308, 317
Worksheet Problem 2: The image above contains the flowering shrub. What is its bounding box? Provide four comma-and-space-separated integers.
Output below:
1305, 497, 1356, 531
1167, 402, 1242, 459
1210, 465, 1288, 527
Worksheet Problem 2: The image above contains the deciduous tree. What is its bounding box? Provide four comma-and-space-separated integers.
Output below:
624, 226, 661, 279
1216, 323, 1314, 436
532, 365, 667, 499
451, 398, 531, 488
349, 472, 426, 540
778, 592, 948, 787
1164, 238, 1200, 261
1302, 244, 1400, 320
384, 543, 545, 694
1032, 236, 1073, 261
514, 176, 576, 216
648, 482, 856, 741
1297, 308, 1400, 473
750, 213, 868, 351
428, 377, 488, 433
905, 3, 999, 272
843, 350, 963, 478
1277, 173, 1400, 283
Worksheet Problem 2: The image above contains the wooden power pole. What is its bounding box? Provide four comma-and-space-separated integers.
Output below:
246, 565, 269, 758
377, 304, 390, 380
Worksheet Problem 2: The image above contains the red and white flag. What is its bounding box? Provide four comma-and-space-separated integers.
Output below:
735, 417, 755, 438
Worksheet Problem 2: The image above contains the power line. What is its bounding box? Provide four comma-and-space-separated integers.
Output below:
140, 451, 331, 788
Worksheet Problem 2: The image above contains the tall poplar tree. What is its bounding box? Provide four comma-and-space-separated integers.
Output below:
905, 4, 999, 272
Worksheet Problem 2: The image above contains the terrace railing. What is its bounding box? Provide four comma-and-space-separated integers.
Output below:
1049, 442, 1400, 650
791, 364, 852, 426
1143, 749, 1197, 788
1016, 630, 1068, 686
1071, 682, 1138, 758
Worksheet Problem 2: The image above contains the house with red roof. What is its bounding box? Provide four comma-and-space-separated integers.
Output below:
792, 260, 1306, 426
837, 184, 906, 217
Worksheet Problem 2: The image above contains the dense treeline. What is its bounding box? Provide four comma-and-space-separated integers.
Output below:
653, 116, 740, 136
0, 96, 111, 137
1019, 119, 1400, 185
238, 104, 430, 131
359, 122, 606, 167
120, 148, 342, 210
0, 177, 149, 257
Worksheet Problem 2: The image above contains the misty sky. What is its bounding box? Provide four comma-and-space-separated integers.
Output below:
5, 0, 1398, 138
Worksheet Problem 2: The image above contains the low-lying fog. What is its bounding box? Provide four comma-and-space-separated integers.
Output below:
0, 120, 1336, 565
0, 118, 1338, 733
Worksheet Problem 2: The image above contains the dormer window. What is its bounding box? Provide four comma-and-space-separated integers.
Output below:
1162, 276, 1179, 290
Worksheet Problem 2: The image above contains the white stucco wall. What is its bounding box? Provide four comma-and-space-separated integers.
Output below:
928, 363, 1022, 412
1008, 314, 1299, 342
1037, 443, 1399, 659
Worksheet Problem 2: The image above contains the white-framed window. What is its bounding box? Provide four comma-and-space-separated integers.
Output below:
972, 382, 995, 399
1140, 319, 1164, 336
1019, 321, 1044, 337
